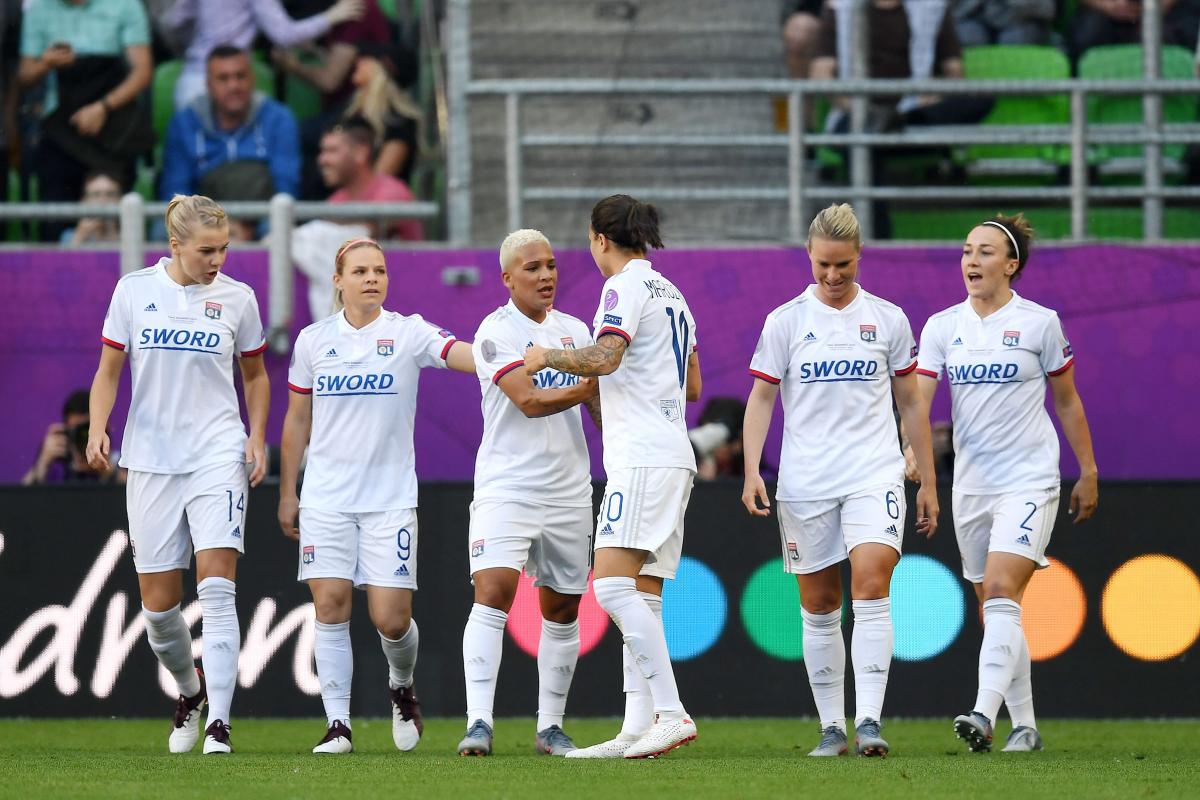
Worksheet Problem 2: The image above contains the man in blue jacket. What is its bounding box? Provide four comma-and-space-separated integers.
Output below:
160, 44, 300, 214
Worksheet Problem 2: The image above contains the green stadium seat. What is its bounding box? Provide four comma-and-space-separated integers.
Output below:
960, 45, 1071, 183
378, 0, 399, 20
1077, 44, 1198, 180
889, 205, 1200, 241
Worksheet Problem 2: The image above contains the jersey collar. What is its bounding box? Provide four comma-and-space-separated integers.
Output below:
337, 308, 386, 335
506, 298, 554, 329
803, 282, 863, 313
963, 289, 1020, 323
620, 258, 652, 274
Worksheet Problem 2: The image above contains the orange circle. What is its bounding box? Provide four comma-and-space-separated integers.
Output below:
1102, 555, 1200, 661
1022, 557, 1087, 661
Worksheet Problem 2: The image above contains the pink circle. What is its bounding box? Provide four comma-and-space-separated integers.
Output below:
604, 289, 619, 311
506, 574, 610, 657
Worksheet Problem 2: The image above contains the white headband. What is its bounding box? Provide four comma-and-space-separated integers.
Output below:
981, 220, 1020, 262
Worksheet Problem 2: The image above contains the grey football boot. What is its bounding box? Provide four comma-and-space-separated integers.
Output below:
953, 711, 994, 752
534, 725, 577, 755
854, 718, 889, 757
808, 725, 849, 757
1002, 726, 1044, 752
457, 719, 494, 756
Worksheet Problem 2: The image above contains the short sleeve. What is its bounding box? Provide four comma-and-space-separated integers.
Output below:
473, 323, 525, 386
19, 4, 48, 58
748, 312, 788, 385
118, 0, 151, 49
236, 291, 268, 357
411, 315, 456, 369
888, 311, 918, 376
287, 331, 313, 394
594, 275, 643, 345
1039, 313, 1074, 376
916, 317, 947, 380
100, 280, 131, 350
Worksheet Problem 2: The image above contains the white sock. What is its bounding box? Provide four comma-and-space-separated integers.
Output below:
463, 604, 507, 728
1005, 630, 1037, 730
974, 598, 1023, 722
142, 604, 201, 698
536, 618, 580, 732
314, 620, 353, 727
197, 576, 239, 727
801, 607, 846, 732
851, 598, 893, 726
620, 592, 661, 737
593, 577, 684, 719
379, 619, 419, 690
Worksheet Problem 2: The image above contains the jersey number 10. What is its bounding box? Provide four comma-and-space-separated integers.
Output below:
666, 308, 690, 390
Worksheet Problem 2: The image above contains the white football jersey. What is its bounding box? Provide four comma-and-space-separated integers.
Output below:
917, 291, 1073, 494
472, 301, 593, 507
749, 284, 917, 501
100, 258, 266, 474
592, 259, 697, 473
288, 309, 456, 512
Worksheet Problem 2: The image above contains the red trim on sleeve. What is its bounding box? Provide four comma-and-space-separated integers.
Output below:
1047, 357, 1074, 377
439, 338, 457, 361
492, 360, 526, 385
240, 342, 268, 357
749, 369, 781, 385
894, 361, 918, 376
915, 368, 939, 379
101, 336, 126, 351
288, 383, 313, 394
596, 326, 632, 345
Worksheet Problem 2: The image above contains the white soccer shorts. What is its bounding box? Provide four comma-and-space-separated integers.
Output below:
594, 467, 694, 580
776, 482, 906, 575
467, 500, 592, 595
952, 487, 1059, 583
297, 507, 419, 589
125, 461, 249, 573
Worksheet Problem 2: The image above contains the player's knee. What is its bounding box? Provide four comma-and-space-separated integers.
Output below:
540, 593, 581, 624
313, 595, 351, 623
851, 574, 890, 601
373, 609, 412, 640
800, 588, 842, 614
981, 578, 1018, 602
473, 583, 516, 613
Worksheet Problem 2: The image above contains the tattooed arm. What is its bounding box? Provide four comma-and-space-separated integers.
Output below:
524, 334, 628, 378
583, 391, 603, 429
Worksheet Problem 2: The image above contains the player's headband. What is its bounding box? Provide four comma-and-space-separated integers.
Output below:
335, 237, 380, 264
981, 220, 1020, 262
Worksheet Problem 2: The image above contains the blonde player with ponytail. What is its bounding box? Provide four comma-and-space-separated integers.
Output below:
278, 238, 474, 755
87, 195, 270, 755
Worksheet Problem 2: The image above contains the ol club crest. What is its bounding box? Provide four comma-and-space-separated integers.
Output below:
377, 339, 394, 356
860, 324, 877, 342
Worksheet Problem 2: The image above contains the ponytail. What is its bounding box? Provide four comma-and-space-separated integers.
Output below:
591, 194, 664, 252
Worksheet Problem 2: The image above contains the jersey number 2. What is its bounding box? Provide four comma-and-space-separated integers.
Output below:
665, 308, 690, 389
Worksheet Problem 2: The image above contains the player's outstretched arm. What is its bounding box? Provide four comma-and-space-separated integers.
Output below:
583, 391, 603, 430
741, 378, 779, 517
1049, 366, 1099, 524
893, 372, 939, 538
686, 351, 702, 402
239, 354, 270, 487
526, 334, 627, 377
86, 345, 126, 473
278, 390, 313, 541
446, 340, 477, 374
497, 369, 598, 419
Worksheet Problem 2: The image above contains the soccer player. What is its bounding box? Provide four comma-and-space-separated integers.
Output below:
456, 229, 601, 757
524, 195, 702, 760
741, 203, 939, 758
85, 195, 270, 755
915, 215, 1098, 753
277, 237, 475, 755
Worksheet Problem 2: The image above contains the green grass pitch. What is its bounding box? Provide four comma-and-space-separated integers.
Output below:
1, 718, 1196, 799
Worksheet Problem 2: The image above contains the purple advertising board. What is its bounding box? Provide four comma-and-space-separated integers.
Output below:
2, 245, 1196, 482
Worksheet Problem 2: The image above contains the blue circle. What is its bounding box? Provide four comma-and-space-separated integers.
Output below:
661, 556, 727, 660
890, 554, 965, 661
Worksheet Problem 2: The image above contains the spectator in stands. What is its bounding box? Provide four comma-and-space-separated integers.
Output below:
316, 115, 423, 240
17, 0, 154, 242
782, 1, 824, 82
952, 0, 1056, 47
689, 397, 747, 481
164, 0, 366, 109
160, 46, 301, 225
61, 170, 123, 246
23, 390, 123, 485
1069, 0, 1200, 63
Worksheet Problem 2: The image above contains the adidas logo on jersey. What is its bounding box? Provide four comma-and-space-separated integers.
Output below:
395, 564, 410, 577
144, 303, 157, 311
885, 524, 899, 537
951, 337, 963, 345
599, 523, 615, 536
1015, 534, 1031, 546
803, 332, 817, 342
325, 348, 338, 357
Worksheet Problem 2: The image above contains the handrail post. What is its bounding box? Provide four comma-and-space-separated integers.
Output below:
446, 0, 472, 244
505, 91, 522, 232
848, 0, 873, 238
787, 88, 805, 243
119, 192, 145, 275
267, 193, 294, 354
1070, 89, 1088, 240
1142, 0, 1164, 241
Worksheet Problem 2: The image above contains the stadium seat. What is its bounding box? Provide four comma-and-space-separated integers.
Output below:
960, 45, 1071, 183
1077, 44, 1198, 181
889, 205, 1200, 240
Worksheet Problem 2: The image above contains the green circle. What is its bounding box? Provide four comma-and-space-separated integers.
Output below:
740, 560, 805, 660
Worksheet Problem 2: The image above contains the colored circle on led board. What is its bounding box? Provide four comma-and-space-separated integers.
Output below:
1021, 557, 1087, 661
1102, 554, 1200, 662
661, 556, 727, 660
741, 560, 805, 660
506, 574, 609, 657
890, 554, 964, 661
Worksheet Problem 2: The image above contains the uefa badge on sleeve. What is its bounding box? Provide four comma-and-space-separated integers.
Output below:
377, 339, 395, 356
302, 545, 315, 564
205, 301, 222, 320
1003, 330, 1021, 347
859, 324, 877, 342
